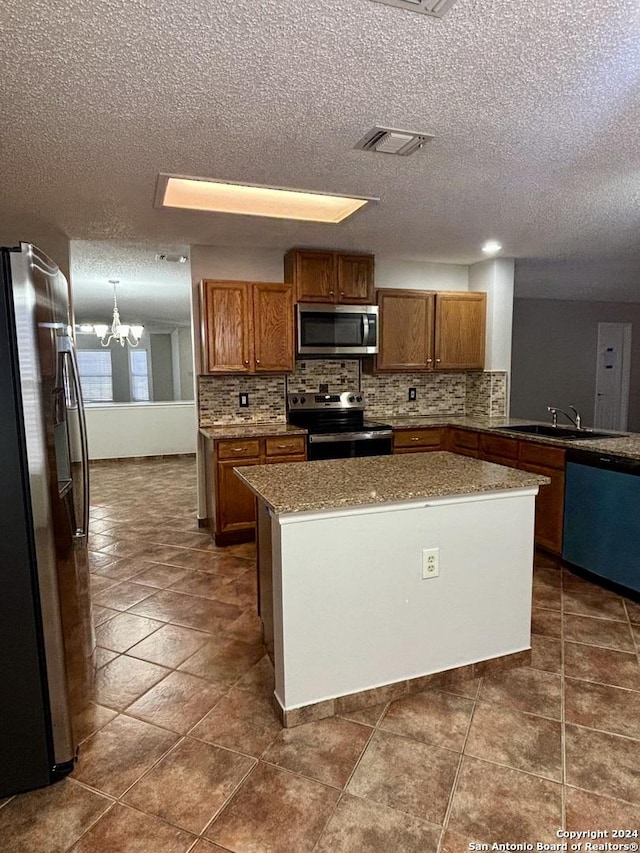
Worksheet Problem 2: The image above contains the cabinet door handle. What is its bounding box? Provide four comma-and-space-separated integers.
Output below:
231, 447, 244, 453
340, 291, 345, 296
256, 359, 260, 364
276, 444, 289, 449
426, 358, 433, 363
328, 290, 334, 296
243, 359, 250, 365
411, 437, 420, 442
436, 358, 441, 363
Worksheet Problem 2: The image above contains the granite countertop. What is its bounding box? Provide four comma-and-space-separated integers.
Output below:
200, 423, 307, 440
235, 451, 548, 515
385, 415, 640, 459
200, 416, 640, 459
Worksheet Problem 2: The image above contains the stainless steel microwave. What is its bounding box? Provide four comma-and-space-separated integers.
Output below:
296, 303, 379, 356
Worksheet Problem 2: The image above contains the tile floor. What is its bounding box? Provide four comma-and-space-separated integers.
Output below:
1, 455, 640, 852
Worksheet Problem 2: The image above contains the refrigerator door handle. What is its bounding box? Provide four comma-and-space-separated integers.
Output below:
64, 348, 90, 539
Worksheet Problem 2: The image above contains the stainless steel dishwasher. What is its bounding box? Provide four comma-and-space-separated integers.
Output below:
563, 448, 640, 595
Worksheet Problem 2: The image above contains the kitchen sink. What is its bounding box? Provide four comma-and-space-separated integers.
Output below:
495, 424, 625, 440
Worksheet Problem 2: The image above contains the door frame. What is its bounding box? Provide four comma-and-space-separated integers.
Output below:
594, 321, 631, 431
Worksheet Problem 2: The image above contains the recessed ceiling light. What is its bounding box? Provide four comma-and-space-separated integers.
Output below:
482, 240, 503, 255
155, 175, 375, 224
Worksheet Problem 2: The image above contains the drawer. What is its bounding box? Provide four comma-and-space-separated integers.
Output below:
519, 440, 565, 470
449, 428, 480, 451
265, 435, 307, 457
480, 433, 519, 461
394, 428, 443, 450
217, 439, 261, 460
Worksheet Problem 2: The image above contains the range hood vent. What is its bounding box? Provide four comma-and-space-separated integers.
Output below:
367, 0, 458, 17
355, 126, 435, 156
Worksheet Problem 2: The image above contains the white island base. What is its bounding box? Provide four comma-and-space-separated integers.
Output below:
257, 486, 538, 727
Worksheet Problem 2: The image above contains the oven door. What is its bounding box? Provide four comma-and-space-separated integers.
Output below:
297, 304, 378, 356
307, 431, 392, 461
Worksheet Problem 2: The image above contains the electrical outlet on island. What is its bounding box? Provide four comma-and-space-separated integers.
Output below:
422, 548, 439, 579
239, 393, 249, 408
408, 387, 417, 402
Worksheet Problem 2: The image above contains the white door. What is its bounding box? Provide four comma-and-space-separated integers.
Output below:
594, 322, 631, 430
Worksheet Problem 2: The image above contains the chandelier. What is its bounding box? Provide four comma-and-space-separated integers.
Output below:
94, 280, 144, 347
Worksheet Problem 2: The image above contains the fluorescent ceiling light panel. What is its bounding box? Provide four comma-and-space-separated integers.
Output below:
156, 175, 373, 223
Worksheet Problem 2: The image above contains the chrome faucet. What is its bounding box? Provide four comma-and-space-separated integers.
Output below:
547, 405, 582, 429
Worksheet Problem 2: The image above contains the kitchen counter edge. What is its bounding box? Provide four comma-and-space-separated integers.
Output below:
386, 415, 640, 459
200, 424, 307, 440
235, 451, 548, 515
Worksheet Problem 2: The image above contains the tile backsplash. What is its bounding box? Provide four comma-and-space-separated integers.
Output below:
361, 371, 467, 418
198, 365, 508, 426
286, 359, 359, 394
198, 375, 286, 426
466, 371, 508, 418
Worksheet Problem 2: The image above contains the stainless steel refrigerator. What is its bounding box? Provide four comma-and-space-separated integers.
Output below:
0, 242, 94, 797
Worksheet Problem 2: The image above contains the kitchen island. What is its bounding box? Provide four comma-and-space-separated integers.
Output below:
236, 451, 548, 726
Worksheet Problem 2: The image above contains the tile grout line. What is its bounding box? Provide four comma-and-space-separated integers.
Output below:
62, 798, 119, 853
437, 676, 482, 850
196, 751, 259, 843
309, 709, 384, 851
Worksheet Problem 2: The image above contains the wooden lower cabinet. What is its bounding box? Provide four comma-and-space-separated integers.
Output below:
217, 458, 259, 540
474, 432, 566, 556
518, 443, 566, 555
208, 435, 306, 545
478, 433, 519, 467
447, 428, 480, 458
393, 427, 443, 453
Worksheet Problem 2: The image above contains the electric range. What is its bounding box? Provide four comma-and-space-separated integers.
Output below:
287, 391, 393, 460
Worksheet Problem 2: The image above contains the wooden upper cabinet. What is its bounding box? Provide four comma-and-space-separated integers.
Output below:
253, 283, 294, 373
284, 249, 374, 304
434, 292, 486, 370
376, 289, 434, 371
285, 250, 335, 302
202, 280, 252, 373
336, 254, 375, 303
201, 280, 293, 374
374, 288, 486, 373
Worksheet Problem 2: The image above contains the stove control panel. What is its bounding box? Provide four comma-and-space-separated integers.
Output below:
287, 391, 365, 411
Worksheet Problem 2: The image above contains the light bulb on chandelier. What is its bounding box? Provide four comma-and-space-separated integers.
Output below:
95, 280, 144, 347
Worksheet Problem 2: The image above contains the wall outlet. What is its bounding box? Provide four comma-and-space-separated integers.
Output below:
239, 393, 249, 408
422, 548, 439, 579
408, 387, 417, 402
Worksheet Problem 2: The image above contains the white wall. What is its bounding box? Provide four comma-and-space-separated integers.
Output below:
171, 326, 195, 401
272, 490, 535, 710
85, 402, 197, 459
469, 258, 515, 374
374, 257, 469, 291
191, 246, 285, 283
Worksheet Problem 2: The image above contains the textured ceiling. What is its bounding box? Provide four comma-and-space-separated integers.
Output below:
1, 0, 640, 299
70, 241, 192, 327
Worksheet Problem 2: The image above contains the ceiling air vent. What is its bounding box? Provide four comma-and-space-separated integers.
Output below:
355, 127, 435, 156
367, 0, 457, 16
